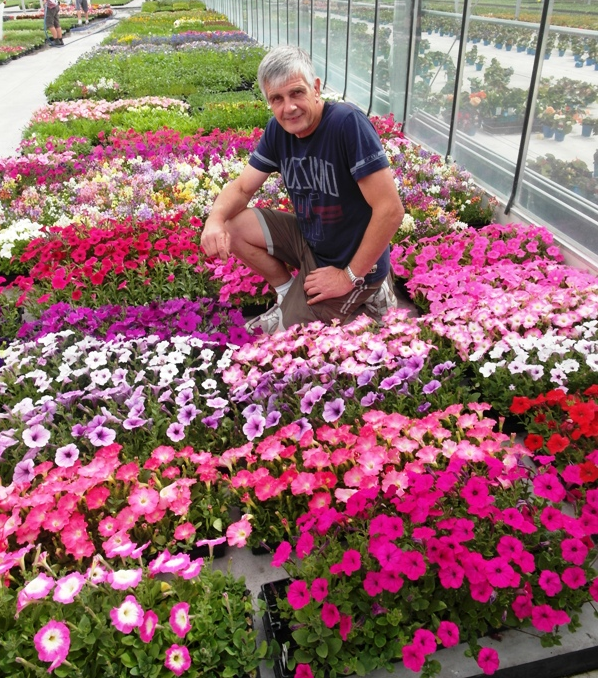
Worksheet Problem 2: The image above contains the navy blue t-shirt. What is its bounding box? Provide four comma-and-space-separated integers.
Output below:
249, 101, 391, 283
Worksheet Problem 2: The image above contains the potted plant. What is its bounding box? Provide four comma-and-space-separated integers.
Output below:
581, 114, 598, 137
475, 55, 486, 72
0, 550, 269, 677
510, 384, 598, 488
262, 405, 598, 678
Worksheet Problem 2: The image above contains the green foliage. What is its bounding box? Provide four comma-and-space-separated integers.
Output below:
0, 559, 267, 678
197, 100, 271, 133
45, 48, 265, 103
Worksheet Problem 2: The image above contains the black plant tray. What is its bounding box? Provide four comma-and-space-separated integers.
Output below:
259, 579, 295, 678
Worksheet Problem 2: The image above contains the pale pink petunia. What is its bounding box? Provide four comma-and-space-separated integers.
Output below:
226, 517, 252, 548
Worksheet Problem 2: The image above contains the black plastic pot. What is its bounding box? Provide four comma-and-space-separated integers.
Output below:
259, 579, 295, 678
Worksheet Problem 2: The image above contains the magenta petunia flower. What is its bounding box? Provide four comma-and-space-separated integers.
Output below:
170, 602, 192, 639
438, 561, 464, 589
339, 549, 361, 576
339, 614, 352, 641
561, 538, 588, 565
477, 647, 499, 675
33, 620, 70, 668
485, 557, 516, 589
287, 580, 310, 610
531, 604, 570, 633
561, 566, 587, 589
437, 620, 460, 647
140, 609, 159, 643
363, 571, 383, 596
538, 570, 562, 597
321, 602, 340, 628
512, 594, 533, 620
310, 578, 328, 602
164, 644, 191, 676
400, 550, 427, 581
295, 664, 314, 678
271, 541, 292, 567
533, 473, 566, 503
402, 644, 425, 672
296, 532, 315, 559
413, 628, 436, 655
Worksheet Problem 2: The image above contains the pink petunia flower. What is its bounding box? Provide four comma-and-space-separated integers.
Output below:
53, 572, 86, 604
561, 538, 588, 565
170, 602, 192, 639
477, 647, 499, 675
140, 610, 159, 643
287, 580, 310, 610
339, 614, 352, 641
437, 621, 459, 647
164, 644, 191, 676
512, 595, 533, 620
311, 578, 329, 602
107, 568, 143, 591
321, 602, 340, 628
110, 594, 144, 633
538, 570, 562, 596
226, 517, 252, 548
174, 522, 196, 541
22, 573, 55, 600
402, 644, 425, 672
413, 629, 436, 655
272, 541, 292, 567
295, 664, 314, 678
33, 620, 70, 670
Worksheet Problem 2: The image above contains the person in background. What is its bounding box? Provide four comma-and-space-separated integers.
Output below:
44, 0, 64, 46
76, 0, 89, 25
201, 45, 405, 334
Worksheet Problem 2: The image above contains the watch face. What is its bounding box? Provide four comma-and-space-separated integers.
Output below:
354, 277, 365, 287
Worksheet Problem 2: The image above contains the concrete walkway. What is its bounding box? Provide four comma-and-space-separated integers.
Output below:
0, 0, 142, 157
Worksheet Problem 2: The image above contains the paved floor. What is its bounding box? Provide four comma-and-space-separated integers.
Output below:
0, 5, 597, 677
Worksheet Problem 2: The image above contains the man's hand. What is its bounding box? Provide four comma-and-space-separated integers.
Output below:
304, 266, 353, 305
200, 220, 231, 261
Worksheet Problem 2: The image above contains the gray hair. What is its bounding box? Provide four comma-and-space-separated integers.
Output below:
257, 45, 317, 98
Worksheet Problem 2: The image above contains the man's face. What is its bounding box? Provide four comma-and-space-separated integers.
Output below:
264, 75, 323, 138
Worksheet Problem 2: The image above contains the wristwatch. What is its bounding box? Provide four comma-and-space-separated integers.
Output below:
345, 265, 365, 288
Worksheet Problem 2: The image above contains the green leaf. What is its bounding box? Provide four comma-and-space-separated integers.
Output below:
120, 652, 136, 668
316, 643, 328, 659
292, 628, 313, 646
326, 637, 342, 656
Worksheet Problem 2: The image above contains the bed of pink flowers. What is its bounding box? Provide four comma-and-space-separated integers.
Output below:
1, 111, 598, 677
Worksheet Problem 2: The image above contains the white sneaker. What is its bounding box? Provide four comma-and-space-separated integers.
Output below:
365, 274, 398, 322
245, 303, 285, 334
78, 19, 82, 24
